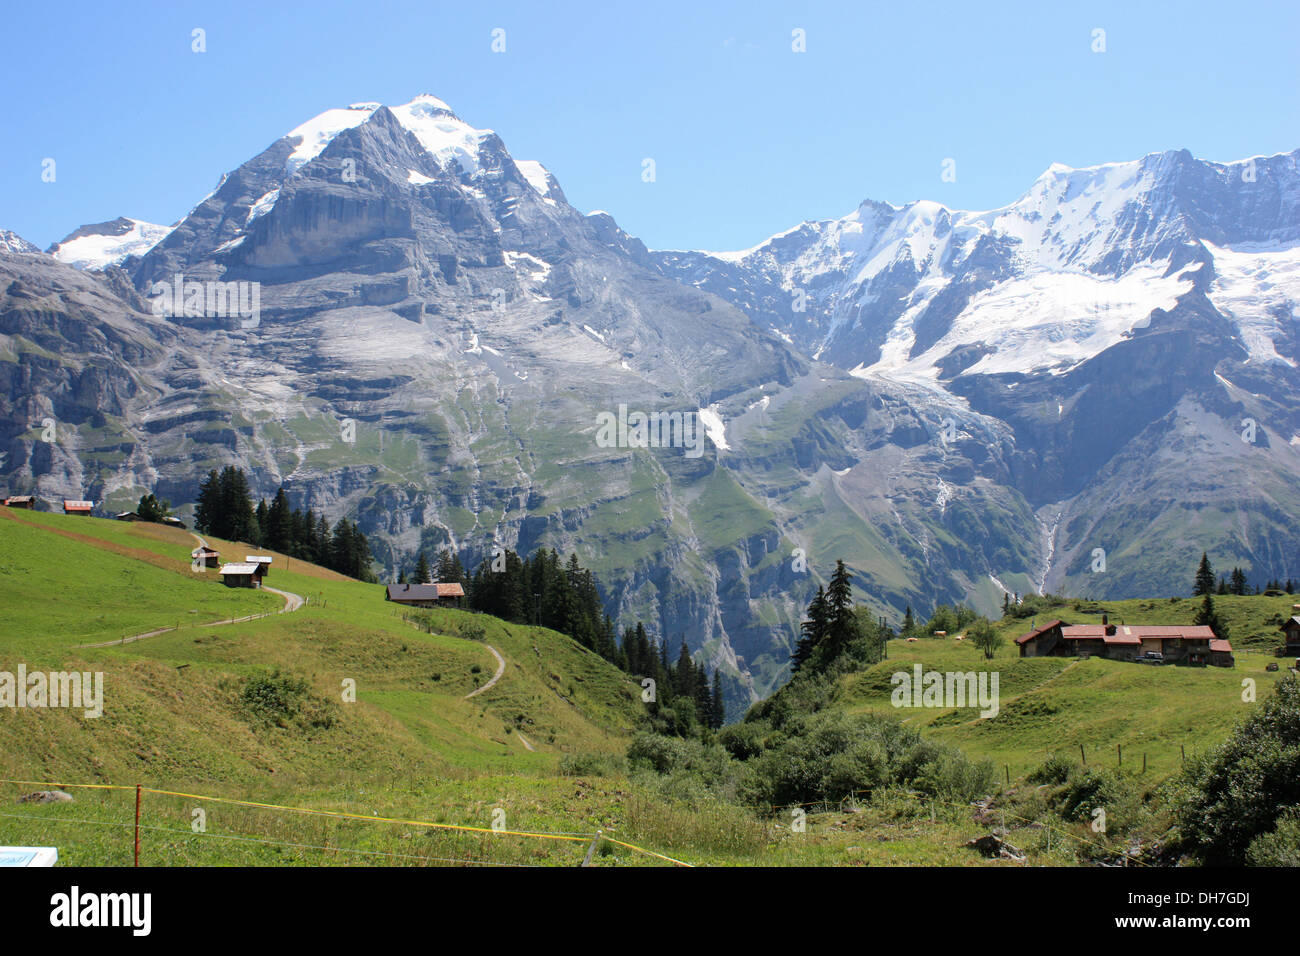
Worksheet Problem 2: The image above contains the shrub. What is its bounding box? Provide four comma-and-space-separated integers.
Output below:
1173, 676, 1300, 864
1028, 753, 1077, 786
740, 712, 993, 808
559, 752, 626, 777
1245, 809, 1300, 866
240, 670, 308, 722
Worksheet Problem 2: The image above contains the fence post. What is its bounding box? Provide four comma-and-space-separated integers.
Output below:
134, 784, 141, 867
581, 830, 603, 867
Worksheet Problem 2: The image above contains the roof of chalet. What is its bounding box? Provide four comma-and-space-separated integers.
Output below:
1017, 619, 1228, 648
1015, 620, 1065, 645
386, 583, 465, 602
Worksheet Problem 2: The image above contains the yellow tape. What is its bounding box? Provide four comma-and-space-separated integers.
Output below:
601, 835, 694, 867
0, 778, 692, 863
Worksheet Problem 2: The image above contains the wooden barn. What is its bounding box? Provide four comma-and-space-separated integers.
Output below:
385, 582, 465, 607
1016, 615, 1233, 667
244, 556, 273, 581
218, 562, 260, 588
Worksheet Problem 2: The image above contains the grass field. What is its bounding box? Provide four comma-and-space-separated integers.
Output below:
0, 510, 1289, 865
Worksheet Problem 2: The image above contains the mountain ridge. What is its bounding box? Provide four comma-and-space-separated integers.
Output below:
3, 94, 1298, 707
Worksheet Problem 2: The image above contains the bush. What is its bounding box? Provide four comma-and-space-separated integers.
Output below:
1173, 676, 1300, 864
1028, 753, 1077, 786
625, 733, 740, 799
558, 752, 626, 777
1246, 809, 1300, 866
240, 670, 308, 722
1054, 767, 1127, 824
718, 721, 766, 760
740, 712, 993, 808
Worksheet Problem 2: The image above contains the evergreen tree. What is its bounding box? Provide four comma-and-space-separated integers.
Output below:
1230, 567, 1248, 596
819, 560, 858, 662
194, 469, 219, 535
1194, 552, 1216, 596
136, 493, 171, 523
791, 586, 828, 673
266, 488, 293, 553
1193, 592, 1230, 640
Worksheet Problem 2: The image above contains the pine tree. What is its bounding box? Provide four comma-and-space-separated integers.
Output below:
1230, 567, 1248, 596
820, 560, 858, 662
194, 469, 219, 535
1194, 592, 1230, 640
791, 586, 828, 673
1194, 552, 1215, 596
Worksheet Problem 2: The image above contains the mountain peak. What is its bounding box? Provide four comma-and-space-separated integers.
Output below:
48, 217, 173, 270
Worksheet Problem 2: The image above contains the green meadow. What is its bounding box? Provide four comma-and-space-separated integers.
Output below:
0, 509, 1293, 865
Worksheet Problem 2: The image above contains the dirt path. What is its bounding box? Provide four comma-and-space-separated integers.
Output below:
76, 541, 305, 648
464, 643, 507, 699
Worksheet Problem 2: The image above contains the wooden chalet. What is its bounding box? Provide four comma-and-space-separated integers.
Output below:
218, 562, 260, 588
385, 582, 465, 607
244, 556, 273, 580
1016, 615, 1233, 667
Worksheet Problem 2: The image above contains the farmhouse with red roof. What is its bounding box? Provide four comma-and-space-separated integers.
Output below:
1016, 615, 1233, 667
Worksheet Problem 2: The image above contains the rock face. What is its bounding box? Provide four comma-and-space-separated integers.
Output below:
2, 95, 1298, 709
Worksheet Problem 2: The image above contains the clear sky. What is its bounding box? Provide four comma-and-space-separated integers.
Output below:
4, 0, 1297, 252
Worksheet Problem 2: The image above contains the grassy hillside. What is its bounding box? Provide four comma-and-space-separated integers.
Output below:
2, 512, 1289, 866
0, 509, 663, 864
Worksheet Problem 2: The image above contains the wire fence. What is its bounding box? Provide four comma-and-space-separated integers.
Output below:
0, 779, 693, 868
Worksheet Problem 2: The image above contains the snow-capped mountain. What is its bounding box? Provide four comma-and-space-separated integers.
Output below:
657, 149, 1300, 381
49, 217, 174, 270
0, 229, 40, 255
3, 94, 1298, 708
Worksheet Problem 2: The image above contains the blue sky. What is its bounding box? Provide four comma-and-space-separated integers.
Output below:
4, 0, 1298, 252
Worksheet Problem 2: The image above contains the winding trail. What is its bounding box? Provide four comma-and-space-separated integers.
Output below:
464, 642, 507, 699
75, 535, 305, 648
